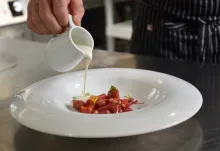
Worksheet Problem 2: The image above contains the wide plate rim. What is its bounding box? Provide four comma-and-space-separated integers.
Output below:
10, 68, 203, 138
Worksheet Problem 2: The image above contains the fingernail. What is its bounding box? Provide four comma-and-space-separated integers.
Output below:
74, 16, 82, 26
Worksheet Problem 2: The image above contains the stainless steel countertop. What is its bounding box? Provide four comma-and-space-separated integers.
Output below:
0, 38, 220, 151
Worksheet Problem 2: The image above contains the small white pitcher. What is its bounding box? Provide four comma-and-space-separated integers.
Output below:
45, 15, 94, 72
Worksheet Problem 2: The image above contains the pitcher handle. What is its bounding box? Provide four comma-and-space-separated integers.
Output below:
69, 15, 76, 28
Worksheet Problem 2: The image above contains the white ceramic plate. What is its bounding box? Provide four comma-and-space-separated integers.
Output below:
10, 68, 203, 138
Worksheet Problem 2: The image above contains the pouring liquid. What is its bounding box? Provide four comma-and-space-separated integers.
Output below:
77, 45, 93, 96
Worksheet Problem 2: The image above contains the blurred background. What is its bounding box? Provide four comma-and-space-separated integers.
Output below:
0, 0, 135, 52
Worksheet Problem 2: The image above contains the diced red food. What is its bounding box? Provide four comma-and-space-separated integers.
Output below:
95, 98, 107, 108
107, 85, 120, 99
123, 107, 132, 112
98, 111, 107, 114
71, 85, 139, 114
73, 100, 85, 111
121, 99, 129, 105
129, 100, 139, 106
109, 105, 121, 113
106, 110, 111, 114
97, 93, 107, 99
80, 106, 94, 114
121, 104, 126, 109
98, 109, 111, 114
93, 110, 99, 114
85, 99, 95, 108
108, 90, 119, 99
106, 98, 113, 104
128, 98, 134, 102
97, 104, 110, 112
108, 100, 117, 106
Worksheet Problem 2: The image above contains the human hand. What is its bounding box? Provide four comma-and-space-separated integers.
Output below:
27, 0, 85, 35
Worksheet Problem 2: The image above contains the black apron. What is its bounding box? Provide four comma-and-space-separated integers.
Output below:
130, 0, 220, 64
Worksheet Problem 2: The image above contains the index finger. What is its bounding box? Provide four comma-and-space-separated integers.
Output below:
69, 0, 85, 26
27, 1, 40, 34
52, 0, 69, 28
38, 0, 62, 34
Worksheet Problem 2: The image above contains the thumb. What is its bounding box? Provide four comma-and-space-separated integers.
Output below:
69, 0, 85, 26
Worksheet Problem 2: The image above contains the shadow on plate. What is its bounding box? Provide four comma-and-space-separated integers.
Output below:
13, 119, 202, 151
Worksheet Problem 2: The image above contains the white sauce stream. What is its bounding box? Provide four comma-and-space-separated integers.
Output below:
77, 45, 93, 96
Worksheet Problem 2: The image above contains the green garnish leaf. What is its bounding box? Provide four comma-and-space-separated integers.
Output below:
128, 93, 132, 98
110, 85, 117, 91
85, 92, 90, 96
73, 90, 91, 99
73, 92, 90, 99
124, 93, 132, 99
